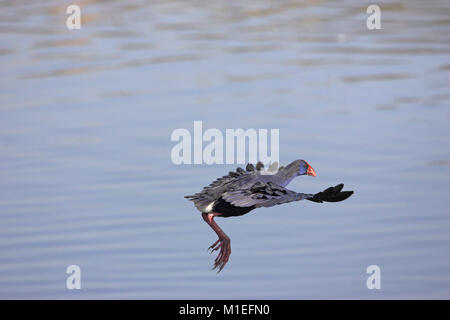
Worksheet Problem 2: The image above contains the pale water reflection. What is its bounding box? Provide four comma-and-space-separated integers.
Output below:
0, 0, 449, 299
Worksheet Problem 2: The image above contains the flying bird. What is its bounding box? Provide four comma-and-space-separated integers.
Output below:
185, 160, 353, 272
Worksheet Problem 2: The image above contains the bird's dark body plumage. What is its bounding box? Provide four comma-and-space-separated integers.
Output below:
185, 159, 354, 272
211, 198, 255, 217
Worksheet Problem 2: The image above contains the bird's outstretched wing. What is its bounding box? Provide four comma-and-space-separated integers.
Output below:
222, 182, 354, 208
221, 181, 310, 208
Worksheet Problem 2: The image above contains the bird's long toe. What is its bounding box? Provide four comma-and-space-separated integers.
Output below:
208, 239, 220, 252
211, 238, 231, 272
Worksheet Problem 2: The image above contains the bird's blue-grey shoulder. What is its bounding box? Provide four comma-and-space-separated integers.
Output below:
185, 161, 279, 198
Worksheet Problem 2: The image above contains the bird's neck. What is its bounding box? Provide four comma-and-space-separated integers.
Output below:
276, 170, 300, 187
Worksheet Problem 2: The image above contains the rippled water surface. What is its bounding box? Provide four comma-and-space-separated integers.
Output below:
1, 0, 449, 299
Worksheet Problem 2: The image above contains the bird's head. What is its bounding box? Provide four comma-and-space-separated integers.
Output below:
299, 160, 317, 177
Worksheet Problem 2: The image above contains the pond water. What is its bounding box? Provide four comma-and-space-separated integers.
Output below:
0, 0, 449, 299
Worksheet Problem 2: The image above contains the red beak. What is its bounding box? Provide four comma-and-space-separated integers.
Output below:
307, 165, 317, 177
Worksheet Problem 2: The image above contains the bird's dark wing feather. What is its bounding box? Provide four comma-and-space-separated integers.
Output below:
222, 181, 309, 208
307, 183, 354, 203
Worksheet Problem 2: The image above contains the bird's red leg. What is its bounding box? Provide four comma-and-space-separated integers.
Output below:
201, 212, 231, 272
